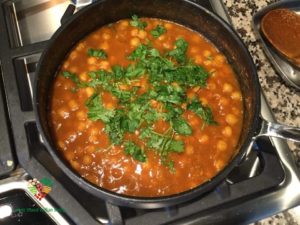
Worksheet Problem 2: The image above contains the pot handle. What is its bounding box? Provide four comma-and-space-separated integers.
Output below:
60, 4, 76, 25
257, 118, 300, 142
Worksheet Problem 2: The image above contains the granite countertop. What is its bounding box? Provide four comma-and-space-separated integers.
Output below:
223, 0, 300, 224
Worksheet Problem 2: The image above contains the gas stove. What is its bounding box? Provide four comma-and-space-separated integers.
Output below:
0, 0, 300, 225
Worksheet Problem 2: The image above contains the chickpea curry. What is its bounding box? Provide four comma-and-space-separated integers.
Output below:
49, 16, 243, 197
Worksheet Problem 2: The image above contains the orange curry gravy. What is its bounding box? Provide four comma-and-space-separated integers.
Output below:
49, 18, 243, 197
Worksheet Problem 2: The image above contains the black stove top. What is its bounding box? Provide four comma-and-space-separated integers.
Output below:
0, 0, 300, 225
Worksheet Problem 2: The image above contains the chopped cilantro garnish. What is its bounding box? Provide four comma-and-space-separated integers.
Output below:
62, 71, 80, 84
171, 118, 192, 135
62, 37, 217, 171
85, 94, 115, 123
130, 15, 147, 30
105, 109, 125, 145
62, 71, 86, 89
124, 141, 147, 162
187, 99, 218, 125
167, 38, 188, 64
150, 25, 166, 38
87, 48, 107, 59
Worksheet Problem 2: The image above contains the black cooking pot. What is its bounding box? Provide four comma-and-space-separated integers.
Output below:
34, 0, 300, 208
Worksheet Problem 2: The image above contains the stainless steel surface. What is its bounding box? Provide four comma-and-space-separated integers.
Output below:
258, 119, 300, 142
252, 0, 300, 90
0, 168, 70, 225
8, 0, 70, 46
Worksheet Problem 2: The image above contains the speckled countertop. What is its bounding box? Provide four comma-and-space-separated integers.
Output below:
223, 0, 300, 224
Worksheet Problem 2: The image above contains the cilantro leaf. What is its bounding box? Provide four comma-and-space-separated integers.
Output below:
85, 94, 115, 123
155, 84, 185, 104
124, 141, 147, 162
169, 140, 184, 152
171, 118, 192, 135
87, 48, 107, 59
130, 15, 147, 30
128, 44, 148, 61
150, 25, 166, 38
105, 109, 125, 145
167, 38, 188, 64
125, 64, 145, 79
62, 71, 84, 87
187, 99, 217, 125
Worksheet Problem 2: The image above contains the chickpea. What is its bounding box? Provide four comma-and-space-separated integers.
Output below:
215, 159, 225, 171
100, 42, 109, 50
76, 42, 85, 51
199, 97, 208, 105
203, 50, 211, 58
231, 91, 242, 101
137, 30, 147, 39
68, 99, 79, 111
215, 54, 225, 64
150, 99, 159, 108
226, 114, 238, 125
163, 42, 171, 49
223, 83, 233, 93
198, 135, 209, 143
100, 61, 110, 70
130, 37, 140, 47
192, 86, 200, 93
164, 23, 173, 29
70, 160, 80, 170
57, 107, 70, 119
70, 51, 78, 60
65, 151, 74, 161
89, 135, 99, 143
79, 73, 88, 82
82, 155, 93, 165
181, 103, 187, 110
76, 110, 86, 121
203, 60, 211, 66
57, 141, 65, 149
120, 20, 129, 28
85, 87, 94, 97
62, 61, 69, 70
87, 57, 97, 65
158, 34, 166, 41
195, 55, 203, 64
222, 126, 232, 137
174, 135, 181, 141
89, 127, 99, 136
217, 140, 227, 152
105, 102, 114, 109
185, 145, 194, 155
131, 29, 138, 36
86, 145, 96, 154
102, 33, 111, 40
209, 69, 217, 77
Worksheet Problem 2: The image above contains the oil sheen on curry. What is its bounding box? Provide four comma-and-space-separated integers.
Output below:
49, 16, 243, 197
